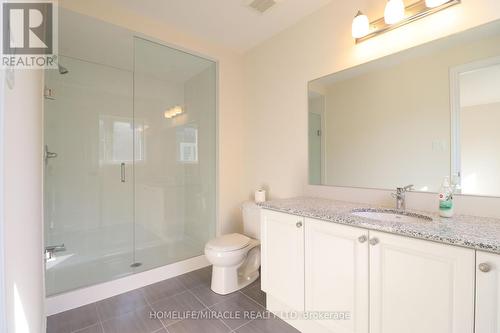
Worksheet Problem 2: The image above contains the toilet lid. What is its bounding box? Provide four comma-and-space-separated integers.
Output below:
206, 233, 251, 252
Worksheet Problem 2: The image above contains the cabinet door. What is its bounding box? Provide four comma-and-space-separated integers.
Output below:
261, 209, 304, 311
305, 218, 369, 333
476, 251, 500, 333
369, 231, 474, 333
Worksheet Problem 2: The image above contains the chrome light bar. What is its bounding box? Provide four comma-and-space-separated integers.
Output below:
355, 0, 461, 44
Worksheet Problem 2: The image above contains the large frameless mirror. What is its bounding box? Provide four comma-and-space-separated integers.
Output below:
308, 19, 500, 197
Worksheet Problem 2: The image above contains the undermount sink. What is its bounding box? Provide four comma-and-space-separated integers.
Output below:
351, 209, 433, 223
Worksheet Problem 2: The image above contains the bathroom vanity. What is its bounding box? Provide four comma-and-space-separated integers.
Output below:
284, 16, 500, 333
295, 17, 500, 333
260, 197, 500, 333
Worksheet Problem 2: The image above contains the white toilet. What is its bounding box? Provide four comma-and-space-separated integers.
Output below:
205, 202, 261, 295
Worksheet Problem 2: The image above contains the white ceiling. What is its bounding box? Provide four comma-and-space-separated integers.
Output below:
107, 0, 333, 52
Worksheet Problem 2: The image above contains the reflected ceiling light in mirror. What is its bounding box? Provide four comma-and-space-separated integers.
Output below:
354, 0, 460, 43
164, 106, 184, 119
352, 11, 370, 39
425, 0, 448, 7
384, 0, 405, 24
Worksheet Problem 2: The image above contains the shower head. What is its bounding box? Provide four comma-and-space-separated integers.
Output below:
58, 64, 69, 75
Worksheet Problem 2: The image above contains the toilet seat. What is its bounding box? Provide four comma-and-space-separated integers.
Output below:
205, 233, 250, 252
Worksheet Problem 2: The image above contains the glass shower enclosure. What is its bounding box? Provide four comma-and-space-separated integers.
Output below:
44, 10, 216, 296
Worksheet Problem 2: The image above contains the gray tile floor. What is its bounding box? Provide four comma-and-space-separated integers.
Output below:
47, 266, 300, 333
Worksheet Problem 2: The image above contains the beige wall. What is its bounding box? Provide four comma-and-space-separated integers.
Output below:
3, 69, 45, 333
243, 0, 500, 217
59, 0, 247, 234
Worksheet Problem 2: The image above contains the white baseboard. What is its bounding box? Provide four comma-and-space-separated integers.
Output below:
46, 255, 210, 316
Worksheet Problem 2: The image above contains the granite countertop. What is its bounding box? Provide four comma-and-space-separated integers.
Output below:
258, 197, 500, 254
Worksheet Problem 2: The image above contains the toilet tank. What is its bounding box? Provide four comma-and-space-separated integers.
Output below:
242, 201, 261, 240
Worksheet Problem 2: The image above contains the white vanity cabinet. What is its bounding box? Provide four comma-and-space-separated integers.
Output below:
305, 218, 369, 333
369, 230, 475, 333
261, 209, 477, 333
475, 251, 500, 333
261, 210, 304, 311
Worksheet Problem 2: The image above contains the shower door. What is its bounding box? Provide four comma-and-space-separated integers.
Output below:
132, 37, 217, 271
44, 55, 135, 295
44, 23, 217, 296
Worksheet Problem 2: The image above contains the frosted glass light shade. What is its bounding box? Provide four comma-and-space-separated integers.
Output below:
164, 106, 184, 118
384, 0, 405, 24
425, 0, 448, 7
352, 11, 370, 38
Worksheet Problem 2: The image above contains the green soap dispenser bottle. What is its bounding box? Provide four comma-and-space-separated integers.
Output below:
439, 177, 454, 218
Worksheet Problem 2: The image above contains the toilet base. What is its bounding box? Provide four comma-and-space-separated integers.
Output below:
210, 266, 259, 295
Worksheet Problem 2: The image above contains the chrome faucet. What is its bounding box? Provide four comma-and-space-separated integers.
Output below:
44, 244, 66, 262
392, 185, 414, 211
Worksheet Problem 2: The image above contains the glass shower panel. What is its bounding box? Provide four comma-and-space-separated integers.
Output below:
133, 37, 217, 271
44, 55, 134, 295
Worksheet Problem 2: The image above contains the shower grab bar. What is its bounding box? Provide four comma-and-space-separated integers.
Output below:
121, 163, 126, 182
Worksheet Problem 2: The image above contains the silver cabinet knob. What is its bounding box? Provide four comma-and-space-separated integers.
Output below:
369, 238, 379, 246
296, 221, 303, 228
358, 235, 368, 243
479, 263, 491, 273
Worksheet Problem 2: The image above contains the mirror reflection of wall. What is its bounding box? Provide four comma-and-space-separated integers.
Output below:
308, 19, 500, 196
453, 60, 500, 197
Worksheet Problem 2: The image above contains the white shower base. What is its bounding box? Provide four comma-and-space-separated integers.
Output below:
45, 222, 207, 296
46, 254, 210, 315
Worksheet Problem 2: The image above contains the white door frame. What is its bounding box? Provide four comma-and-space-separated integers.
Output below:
308, 94, 327, 184
449, 55, 500, 187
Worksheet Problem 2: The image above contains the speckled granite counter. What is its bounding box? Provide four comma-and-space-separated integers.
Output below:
259, 197, 500, 254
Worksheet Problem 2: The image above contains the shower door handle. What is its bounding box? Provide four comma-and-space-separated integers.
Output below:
44, 145, 58, 162
120, 163, 126, 183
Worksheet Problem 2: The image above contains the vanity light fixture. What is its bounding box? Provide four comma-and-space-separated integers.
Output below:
164, 106, 184, 119
384, 0, 405, 24
425, 0, 449, 7
352, 0, 460, 43
352, 11, 370, 39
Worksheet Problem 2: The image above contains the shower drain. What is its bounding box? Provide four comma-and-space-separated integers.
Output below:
130, 262, 142, 268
